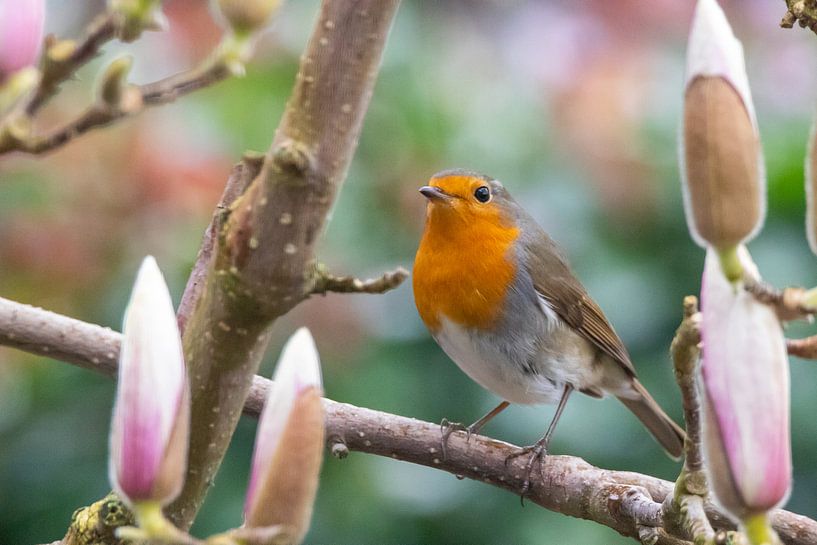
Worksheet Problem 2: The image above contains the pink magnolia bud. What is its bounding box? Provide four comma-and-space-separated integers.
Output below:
0, 0, 45, 80
681, 0, 765, 250
245, 328, 324, 544
700, 247, 791, 520
109, 256, 189, 507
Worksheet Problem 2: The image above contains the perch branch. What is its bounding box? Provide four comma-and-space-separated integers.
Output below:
2, 299, 816, 545
309, 266, 409, 296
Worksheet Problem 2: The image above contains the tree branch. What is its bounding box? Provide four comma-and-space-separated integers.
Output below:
166, 0, 401, 529
5, 56, 234, 155
743, 278, 814, 322
668, 296, 717, 545
309, 266, 409, 296
786, 336, 817, 359
1, 299, 816, 545
25, 12, 119, 116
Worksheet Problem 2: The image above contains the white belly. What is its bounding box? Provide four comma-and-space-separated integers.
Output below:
434, 316, 601, 405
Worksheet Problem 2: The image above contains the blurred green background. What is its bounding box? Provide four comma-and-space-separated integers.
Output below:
2, 1, 817, 543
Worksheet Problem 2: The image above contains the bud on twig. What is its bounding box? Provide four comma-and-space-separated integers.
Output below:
700, 247, 790, 544
109, 256, 190, 508
681, 0, 765, 257
216, 0, 283, 35
0, 0, 45, 81
97, 55, 142, 112
109, 0, 168, 42
244, 328, 324, 545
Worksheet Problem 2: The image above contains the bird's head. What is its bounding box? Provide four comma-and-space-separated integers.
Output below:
419, 169, 516, 228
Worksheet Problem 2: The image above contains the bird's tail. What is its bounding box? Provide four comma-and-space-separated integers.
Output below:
617, 380, 685, 459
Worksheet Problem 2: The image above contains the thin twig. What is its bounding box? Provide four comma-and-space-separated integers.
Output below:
743, 279, 812, 322
786, 336, 817, 359
2, 298, 816, 545
8, 59, 233, 155
26, 12, 118, 115
667, 296, 715, 545
309, 266, 409, 296
670, 296, 704, 476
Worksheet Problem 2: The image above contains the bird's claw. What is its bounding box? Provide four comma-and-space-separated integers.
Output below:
439, 418, 475, 460
505, 441, 549, 504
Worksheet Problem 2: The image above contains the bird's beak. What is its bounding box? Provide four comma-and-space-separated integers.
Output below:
419, 186, 451, 203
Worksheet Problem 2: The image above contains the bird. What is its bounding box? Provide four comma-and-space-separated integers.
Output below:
412, 169, 685, 493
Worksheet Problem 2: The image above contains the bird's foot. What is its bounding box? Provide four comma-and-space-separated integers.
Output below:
439, 418, 477, 460
505, 438, 549, 503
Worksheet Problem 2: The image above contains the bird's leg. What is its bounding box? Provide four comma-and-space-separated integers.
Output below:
506, 384, 573, 499
441, 401, 510, 459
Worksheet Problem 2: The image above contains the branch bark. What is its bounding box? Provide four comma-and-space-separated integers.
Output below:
166, 0, 401, 529
2, 299, 816, 545
309, 266, 409, 295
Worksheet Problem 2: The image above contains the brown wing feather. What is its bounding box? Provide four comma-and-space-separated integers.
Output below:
521, 230, 637, 377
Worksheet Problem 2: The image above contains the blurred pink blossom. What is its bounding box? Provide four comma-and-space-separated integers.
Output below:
0, 0, 45, 79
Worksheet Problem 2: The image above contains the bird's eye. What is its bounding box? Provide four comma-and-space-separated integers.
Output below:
474, 186, 491, 203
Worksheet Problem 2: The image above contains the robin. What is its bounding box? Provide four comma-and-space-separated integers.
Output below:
413, 169, 685, 493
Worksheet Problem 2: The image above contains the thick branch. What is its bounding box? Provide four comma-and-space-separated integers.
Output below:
2, 299, 816, 545
168, 0, 401, 529
176, 152, 265, 335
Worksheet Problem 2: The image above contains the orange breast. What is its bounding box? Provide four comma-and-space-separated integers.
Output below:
413, 209, 519, 332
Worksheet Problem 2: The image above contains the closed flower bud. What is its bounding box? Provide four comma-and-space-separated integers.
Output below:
216, 0, 282, 34
0, 0, 45, 80
109, 256, 189, 507
806, 116, 817, 255
245, 328, 324, 545
681, 0, 765, 250
700, 247, 791, 524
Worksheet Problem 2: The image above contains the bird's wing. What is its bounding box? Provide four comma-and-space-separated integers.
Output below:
521, 228, 637, 377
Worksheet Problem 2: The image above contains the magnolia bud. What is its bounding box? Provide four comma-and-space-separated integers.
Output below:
216, 0, 283, 34
244, 328, 324, 545
0, 0, 45, 80
700, 247, 791, 525
109, 256, 189, 508
681, 0, 765, 250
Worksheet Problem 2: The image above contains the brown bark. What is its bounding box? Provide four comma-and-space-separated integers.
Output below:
168, 0, 401, 528
3, 298, 816, 545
